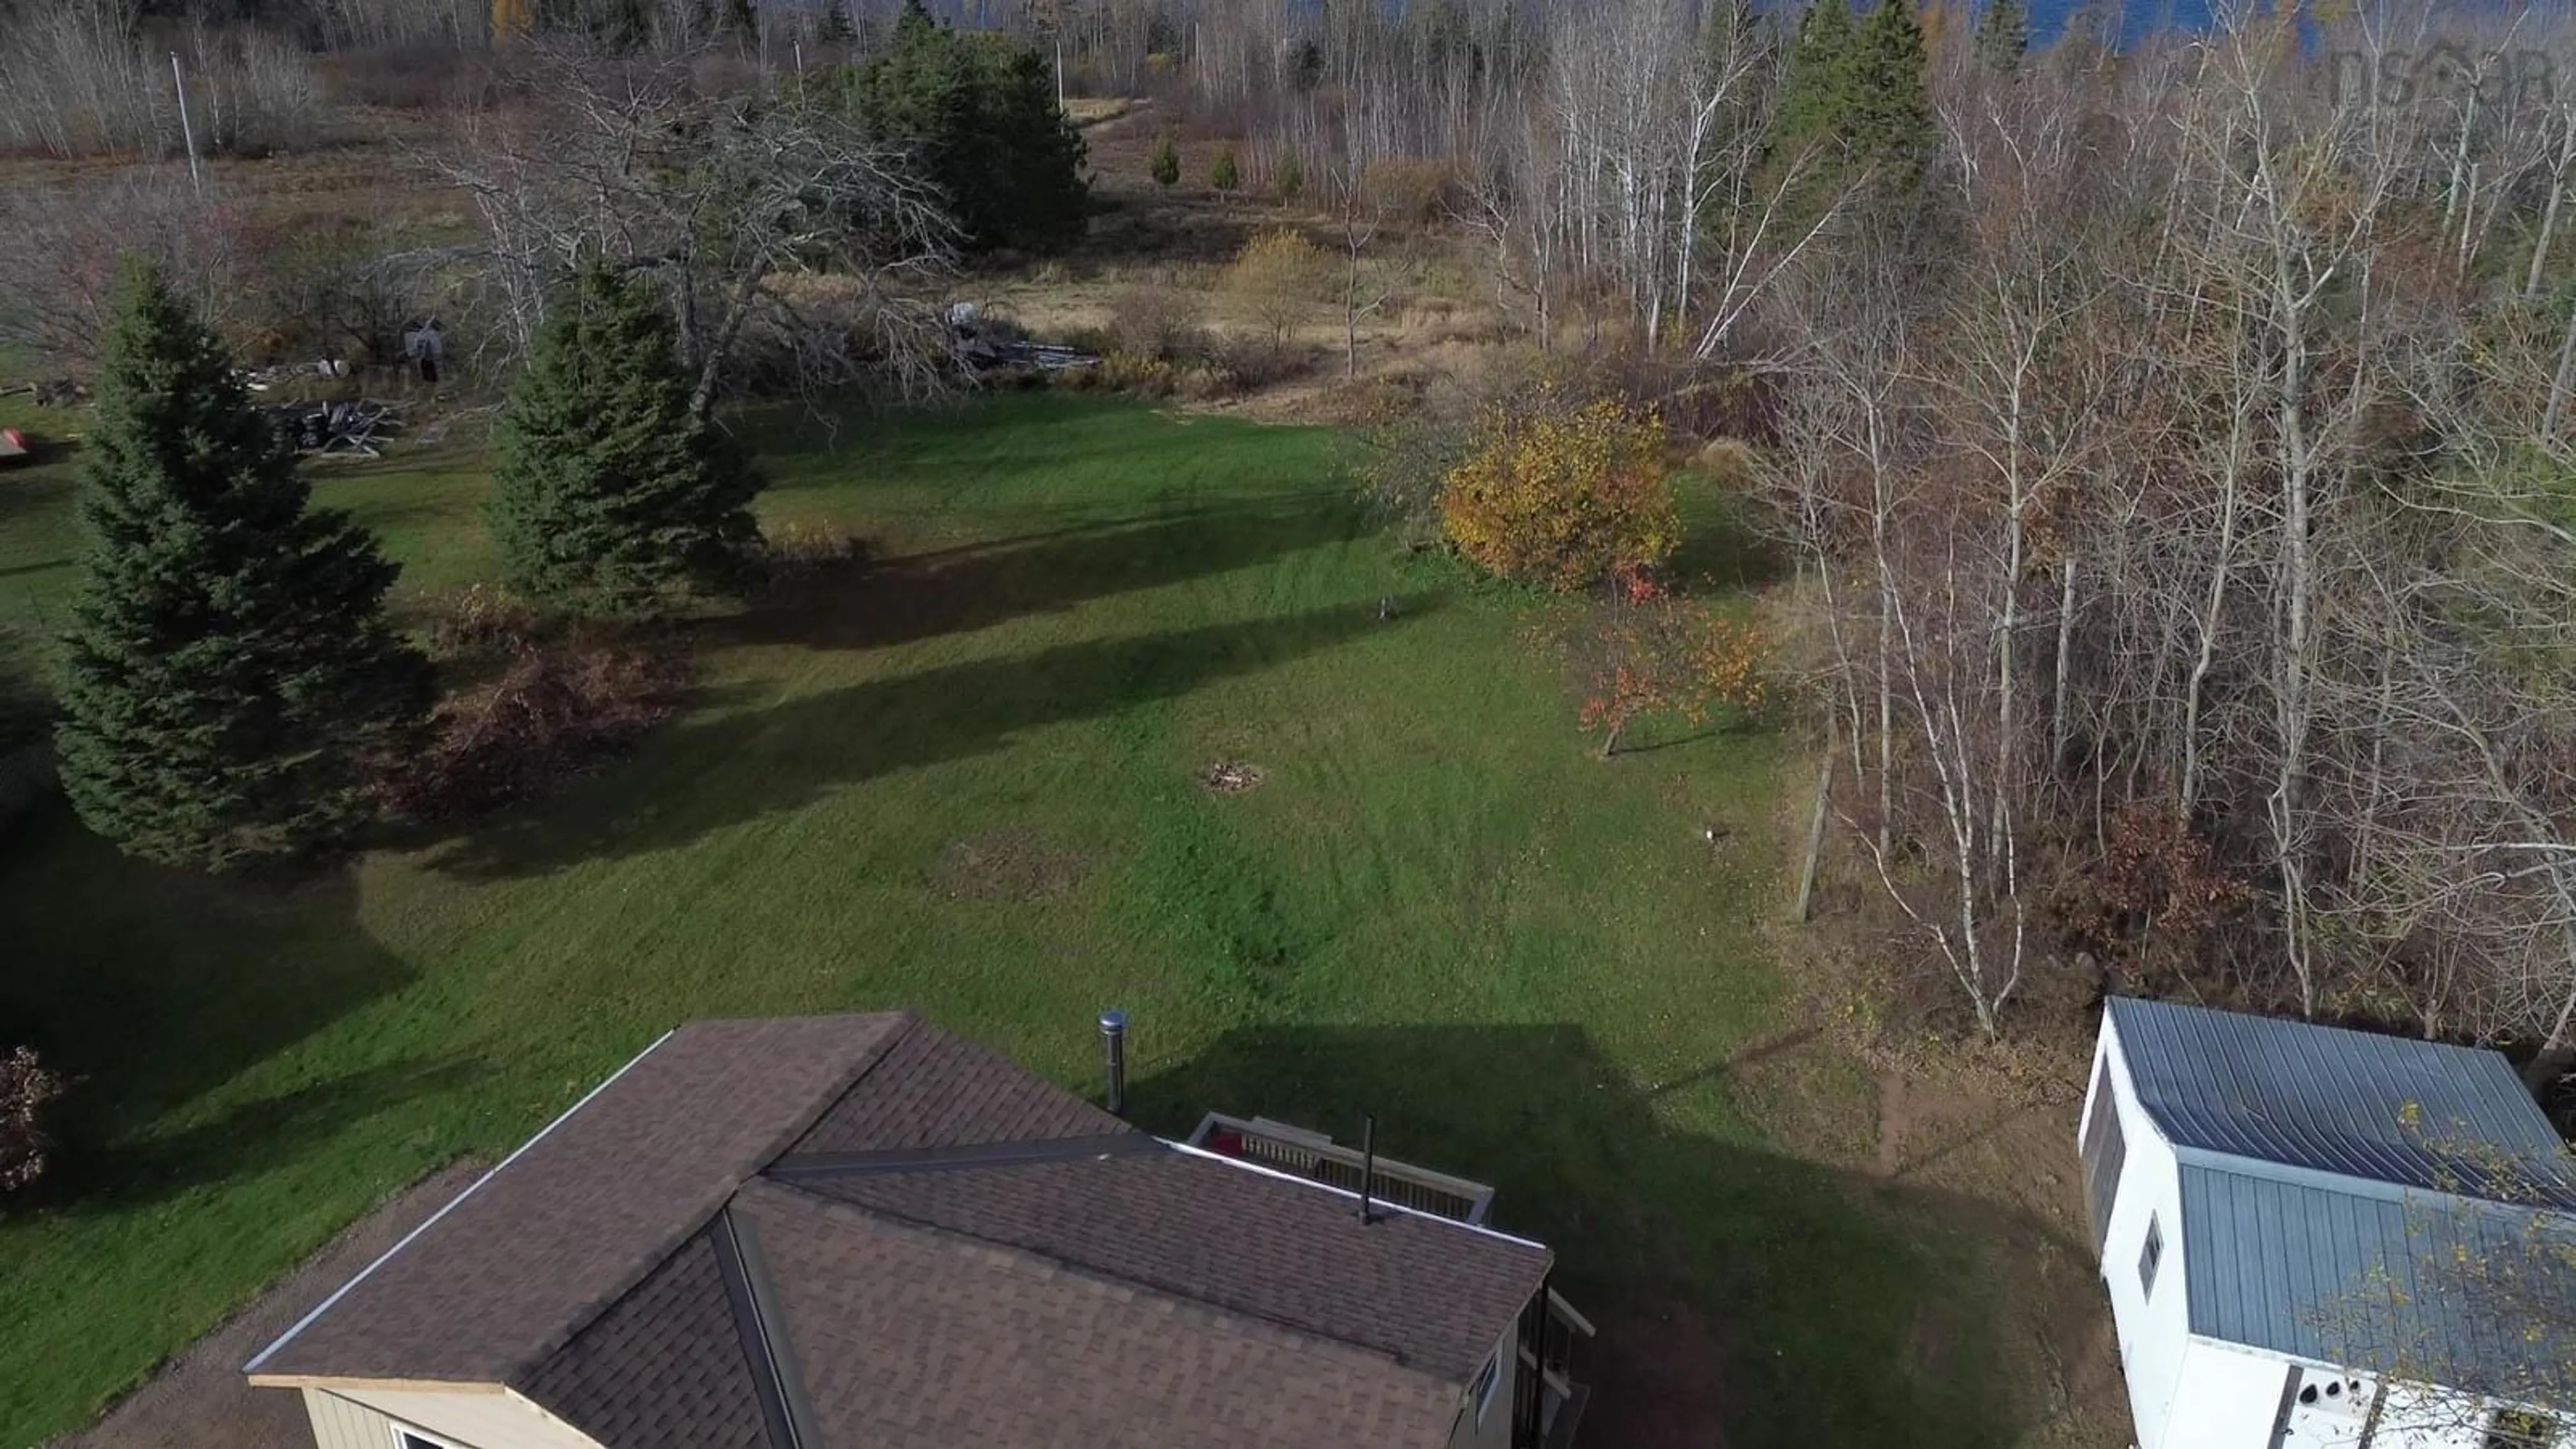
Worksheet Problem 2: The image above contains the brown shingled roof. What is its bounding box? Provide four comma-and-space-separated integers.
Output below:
733, 1177, 1467, 1449
788, 1014, 1130, 1156
788, 1147, 1543, 1381
248, 1014, 1552, 1449
248, 1015, 908, 1385
513, 1227, 771, 1449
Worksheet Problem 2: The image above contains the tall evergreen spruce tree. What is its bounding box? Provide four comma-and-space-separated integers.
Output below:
1849, 0, 1937, 200
1764, 1, 1860, 225
1974, 0, 2029, 74
851, 0, 1090, 254
488, 263, 762, 614
1766, 0, 1935, 229
58, 262, 429, 875
1769, 0, 1858, 158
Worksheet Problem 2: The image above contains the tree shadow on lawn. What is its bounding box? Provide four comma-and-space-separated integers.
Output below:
431, 596, 1437, 881
1132, 1023, 2065, 1449
0, 805, 421, 1205
0, 460, 74, 532
0, 557, 68, 583
724, 493, 1360, 654
30, 1055, 482, 1216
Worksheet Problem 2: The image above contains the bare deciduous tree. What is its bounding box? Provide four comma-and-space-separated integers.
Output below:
0, 171, 246, 374
429, 38, 958, 413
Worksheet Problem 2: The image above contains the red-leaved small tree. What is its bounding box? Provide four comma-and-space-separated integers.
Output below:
1, 1046, 64, 1193
1576, 573, 1768, 757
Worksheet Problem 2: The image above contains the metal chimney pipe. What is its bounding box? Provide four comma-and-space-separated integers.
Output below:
1099, 1010, 1128, 1116
1357, 1114, 1377, 1225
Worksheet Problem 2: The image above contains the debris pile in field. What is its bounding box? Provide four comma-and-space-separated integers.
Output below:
946, 302, 1098, 374
266, 398, 403, 458
1197, 759, 1267, 794
239, 358, 351, 392
2, 379, 89, 408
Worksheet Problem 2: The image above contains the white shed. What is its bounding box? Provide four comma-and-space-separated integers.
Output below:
2082, 998, 2576, 1449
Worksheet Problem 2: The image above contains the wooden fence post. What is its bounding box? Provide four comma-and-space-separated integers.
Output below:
1791, 732, 1833, 924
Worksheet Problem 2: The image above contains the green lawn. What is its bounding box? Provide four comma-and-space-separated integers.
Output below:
0, 394, 2013, 1448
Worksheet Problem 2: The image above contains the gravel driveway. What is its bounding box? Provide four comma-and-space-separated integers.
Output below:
52, 1162, 483, 1449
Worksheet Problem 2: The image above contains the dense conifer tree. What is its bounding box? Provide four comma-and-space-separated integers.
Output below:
1975, 0, 2029, 74
57, 263, 429, 874
1764, 0, 1936, 226
1848, 0, 1937, 198
849, 0, 1089, 253
818, 0, 857, 46
488, 263, 762, 614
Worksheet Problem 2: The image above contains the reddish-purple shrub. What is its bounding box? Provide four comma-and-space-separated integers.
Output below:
1, 1046, 63, 1194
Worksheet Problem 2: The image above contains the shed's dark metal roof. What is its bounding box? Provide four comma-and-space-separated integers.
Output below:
2105, 997, 2574, 1204
2179, 1162, 2576, 1396
2107, 998, 2576, 1390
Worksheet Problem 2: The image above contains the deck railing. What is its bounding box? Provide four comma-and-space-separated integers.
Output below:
1184, 1112, 1498, 1225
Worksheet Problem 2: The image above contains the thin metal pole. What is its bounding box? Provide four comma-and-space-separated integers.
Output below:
1356, 1115, 1376, 1224
170, 52, 202, 197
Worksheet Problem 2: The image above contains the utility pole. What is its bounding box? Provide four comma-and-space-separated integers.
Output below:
170, 52, 203, 198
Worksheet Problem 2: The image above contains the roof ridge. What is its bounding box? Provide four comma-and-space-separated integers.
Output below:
766, 1131, 1161, 1182
733, 1174, 1474, 1387
508, 1014, 927, 1379
710, 1207, 812, 1449
2176, 1145, 2576, 1224
249, 1027, 683, 1377
2112, 996, 2520, 1063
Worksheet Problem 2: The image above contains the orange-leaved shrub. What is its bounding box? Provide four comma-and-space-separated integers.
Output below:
1441, 395, 1677, 591
1574, 574, 1769, 757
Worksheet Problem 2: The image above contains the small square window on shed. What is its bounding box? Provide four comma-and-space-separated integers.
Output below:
2139, 1214, 2164, 1300
1470, 1350, 1501, 1424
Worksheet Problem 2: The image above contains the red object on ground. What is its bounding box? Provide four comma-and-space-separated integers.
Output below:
0, 429, 26, 462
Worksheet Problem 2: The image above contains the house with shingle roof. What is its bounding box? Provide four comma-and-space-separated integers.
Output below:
2082, 998, 2576, 1449
245, 1012, 1593, 1449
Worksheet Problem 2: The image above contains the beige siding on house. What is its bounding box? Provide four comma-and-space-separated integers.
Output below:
292, 1385, 607, 1449
1442, 1320, 1521, 1449
301, 1387, 398, 1449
